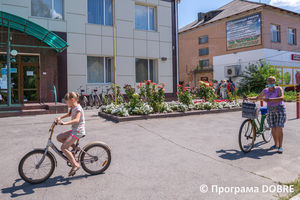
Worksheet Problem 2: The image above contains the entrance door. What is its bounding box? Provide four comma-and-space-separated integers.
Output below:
21, 64, 39, 102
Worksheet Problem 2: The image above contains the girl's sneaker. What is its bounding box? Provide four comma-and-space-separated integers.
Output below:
277, 147, 283, 153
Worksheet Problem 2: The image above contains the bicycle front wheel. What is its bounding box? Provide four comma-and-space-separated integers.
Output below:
262, 119, 272, 143
80, 143, 111, 175
239, 119, 256, 153
89, 95, 94, 107
18, 150, 55, 184
95, 95, 100, 109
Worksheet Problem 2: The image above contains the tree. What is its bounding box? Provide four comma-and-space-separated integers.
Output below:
238, 61, 282, 93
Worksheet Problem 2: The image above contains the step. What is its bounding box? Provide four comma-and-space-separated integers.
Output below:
0, 104, 48, 111
0, 109, 50, 118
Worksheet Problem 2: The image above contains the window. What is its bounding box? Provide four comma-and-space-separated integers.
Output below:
87, 57, 113, 83
199, 35, 209, 44
199, 48, 209, 56
135, 59, 157, 83
31, 0, 63, 20
135, 5, 155, 31
199, 59, 209, 67
288, 28, 296, 45
88, 0, 112, 26
271, 24, 280, 42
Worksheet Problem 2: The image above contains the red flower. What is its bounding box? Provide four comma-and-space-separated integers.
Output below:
161, 83, 165, 86
147, 80, 151, 83
177, 84, 182, 87
176, 92, 179, 95
153, 83, 157, 85
157, 86, 162, 88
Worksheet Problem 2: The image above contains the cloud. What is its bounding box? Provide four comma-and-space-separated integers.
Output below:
269, 0, 300, 9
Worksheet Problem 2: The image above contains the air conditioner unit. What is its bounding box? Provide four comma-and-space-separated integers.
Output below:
224, 65, 240, 77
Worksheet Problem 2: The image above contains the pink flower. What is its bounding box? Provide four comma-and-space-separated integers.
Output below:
147, 80, 151, 83
157, 86, 162, 89
162, 89, 165, 92
150, 92, 152, 95
193, 95, 196, 97
176, 92, 179, 95
153, 83, 157, 85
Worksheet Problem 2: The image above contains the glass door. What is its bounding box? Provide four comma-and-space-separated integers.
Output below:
21, 64, 39, 102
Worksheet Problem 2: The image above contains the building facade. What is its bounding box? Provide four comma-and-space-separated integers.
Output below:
179, 0, 300, 88
0, 0, 179, 104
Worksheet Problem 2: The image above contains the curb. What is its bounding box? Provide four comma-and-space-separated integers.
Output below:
98, 107, 242, 123
291, 193, 300, 200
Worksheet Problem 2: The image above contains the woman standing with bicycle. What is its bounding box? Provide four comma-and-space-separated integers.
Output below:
245, 76, 286, 153
56, 92, 86, 176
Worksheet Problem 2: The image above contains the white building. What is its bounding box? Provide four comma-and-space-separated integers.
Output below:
0, 0, 179, 101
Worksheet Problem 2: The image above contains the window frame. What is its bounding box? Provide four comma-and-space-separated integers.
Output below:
135, 4, 156, 31
86, 56, 114, 84
87, 0, 112, 26
199, 35, 209, 44
199, 59, 209, 67
288, 28, 296, 45
135, 58, 158, 83
199, 48, 209, 56
31, 0, 64, 20
271, 24, 280, 43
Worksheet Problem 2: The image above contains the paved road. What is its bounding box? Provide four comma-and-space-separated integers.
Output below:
0, 103, 299, 200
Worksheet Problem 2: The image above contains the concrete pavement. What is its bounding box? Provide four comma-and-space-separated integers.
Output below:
0, 102, 299, 199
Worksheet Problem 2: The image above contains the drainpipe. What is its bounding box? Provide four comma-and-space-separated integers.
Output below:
175, 0, 179, 88
113, 0, 117, 106
6, 23, 11, 106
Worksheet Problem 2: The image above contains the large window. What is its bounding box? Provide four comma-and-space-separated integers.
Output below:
88, 0, 112, 26
31, 0, 63, 20
288, 28, 296, 45
199, 48, 209, 56
136, 59, 157, 83
271, 24, 280, 42
199, 35, 209, 44
135, 5, 155, 31
200, 59, 209, 67
87, 57, 113, 83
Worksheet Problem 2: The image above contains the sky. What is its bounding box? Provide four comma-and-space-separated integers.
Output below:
178, 0, 300, 29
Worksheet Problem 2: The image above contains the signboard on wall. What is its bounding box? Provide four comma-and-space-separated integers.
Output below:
292, 54, 300, 61
226, 13, 262, 50
271, 66, 300, 86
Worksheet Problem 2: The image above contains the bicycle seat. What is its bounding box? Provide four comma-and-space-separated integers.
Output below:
94, 89, 98, 92
260, 107, 268, 115
81, 89, 85, 92
83, 94, 86, 96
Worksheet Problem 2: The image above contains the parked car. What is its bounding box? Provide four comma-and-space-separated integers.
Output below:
284, 84, 300, 92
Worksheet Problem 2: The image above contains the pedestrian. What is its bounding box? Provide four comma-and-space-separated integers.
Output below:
0, 93, 2, 103
214, 80, 219, 96
244, 76, 286, 153
230, 80, 236, 93
221, 79, 227, 99
226, 80, 231, 94
56, 91, 86, 176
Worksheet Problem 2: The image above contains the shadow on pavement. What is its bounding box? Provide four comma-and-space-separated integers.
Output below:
216, 141, 278, 160
1, 174, 92, 198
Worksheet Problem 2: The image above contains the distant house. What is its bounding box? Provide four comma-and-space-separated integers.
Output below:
179, 0, 300, 88
0, 0, 180, 105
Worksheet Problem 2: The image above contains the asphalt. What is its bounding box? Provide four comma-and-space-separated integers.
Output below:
0, 102, 299, 200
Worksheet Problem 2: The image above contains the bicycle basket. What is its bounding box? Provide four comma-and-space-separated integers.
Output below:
242, 102, 259, 119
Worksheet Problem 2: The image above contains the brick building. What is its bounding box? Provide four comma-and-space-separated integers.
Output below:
179, 0, 300, 88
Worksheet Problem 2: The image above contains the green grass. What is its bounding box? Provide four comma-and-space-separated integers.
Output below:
277, 175, 300, 199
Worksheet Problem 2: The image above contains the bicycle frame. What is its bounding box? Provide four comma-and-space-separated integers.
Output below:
251, 114, 267, 135
36, 121, 97, 169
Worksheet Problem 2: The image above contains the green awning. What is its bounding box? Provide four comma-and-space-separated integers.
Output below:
0, 10, 68, 52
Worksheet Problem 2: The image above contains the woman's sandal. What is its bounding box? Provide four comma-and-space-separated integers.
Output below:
68, 166, 81, 177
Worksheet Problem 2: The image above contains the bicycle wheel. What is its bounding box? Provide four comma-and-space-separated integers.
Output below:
239, 119, 256, 153
262, 118, 272, 143
89, 95, 94, 107
18, 150, 55, 184
95, 95, 100, 109
80, 143, 111, 175
83, 97, 88, 109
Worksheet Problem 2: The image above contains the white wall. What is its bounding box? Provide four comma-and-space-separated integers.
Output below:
0, 0, 174, 94
213, 48, 300, 86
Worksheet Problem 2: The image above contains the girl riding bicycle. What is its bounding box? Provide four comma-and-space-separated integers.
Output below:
56, 92, 86, 176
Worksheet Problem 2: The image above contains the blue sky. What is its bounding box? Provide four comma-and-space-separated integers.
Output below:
178, 0, 300, 29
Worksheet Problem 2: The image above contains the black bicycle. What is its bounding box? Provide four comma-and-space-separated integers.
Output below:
88, 86, 101, 109
77, 86, 88, 109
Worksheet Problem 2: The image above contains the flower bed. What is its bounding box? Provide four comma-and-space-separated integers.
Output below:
99, 100, 242, 117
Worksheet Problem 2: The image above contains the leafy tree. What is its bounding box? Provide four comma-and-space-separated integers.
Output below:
238, 61, 282, 93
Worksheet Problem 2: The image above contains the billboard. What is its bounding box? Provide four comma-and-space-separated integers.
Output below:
226, 13, 261, 50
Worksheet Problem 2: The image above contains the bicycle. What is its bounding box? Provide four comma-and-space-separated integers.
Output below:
88, 86, 101, 109
77, 86, 88, 109
238, 100, 273, 153
100, 85, 113, 105
18, 120, 112, 184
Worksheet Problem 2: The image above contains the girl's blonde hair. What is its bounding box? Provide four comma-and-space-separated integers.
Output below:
64, 92, 79, 101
